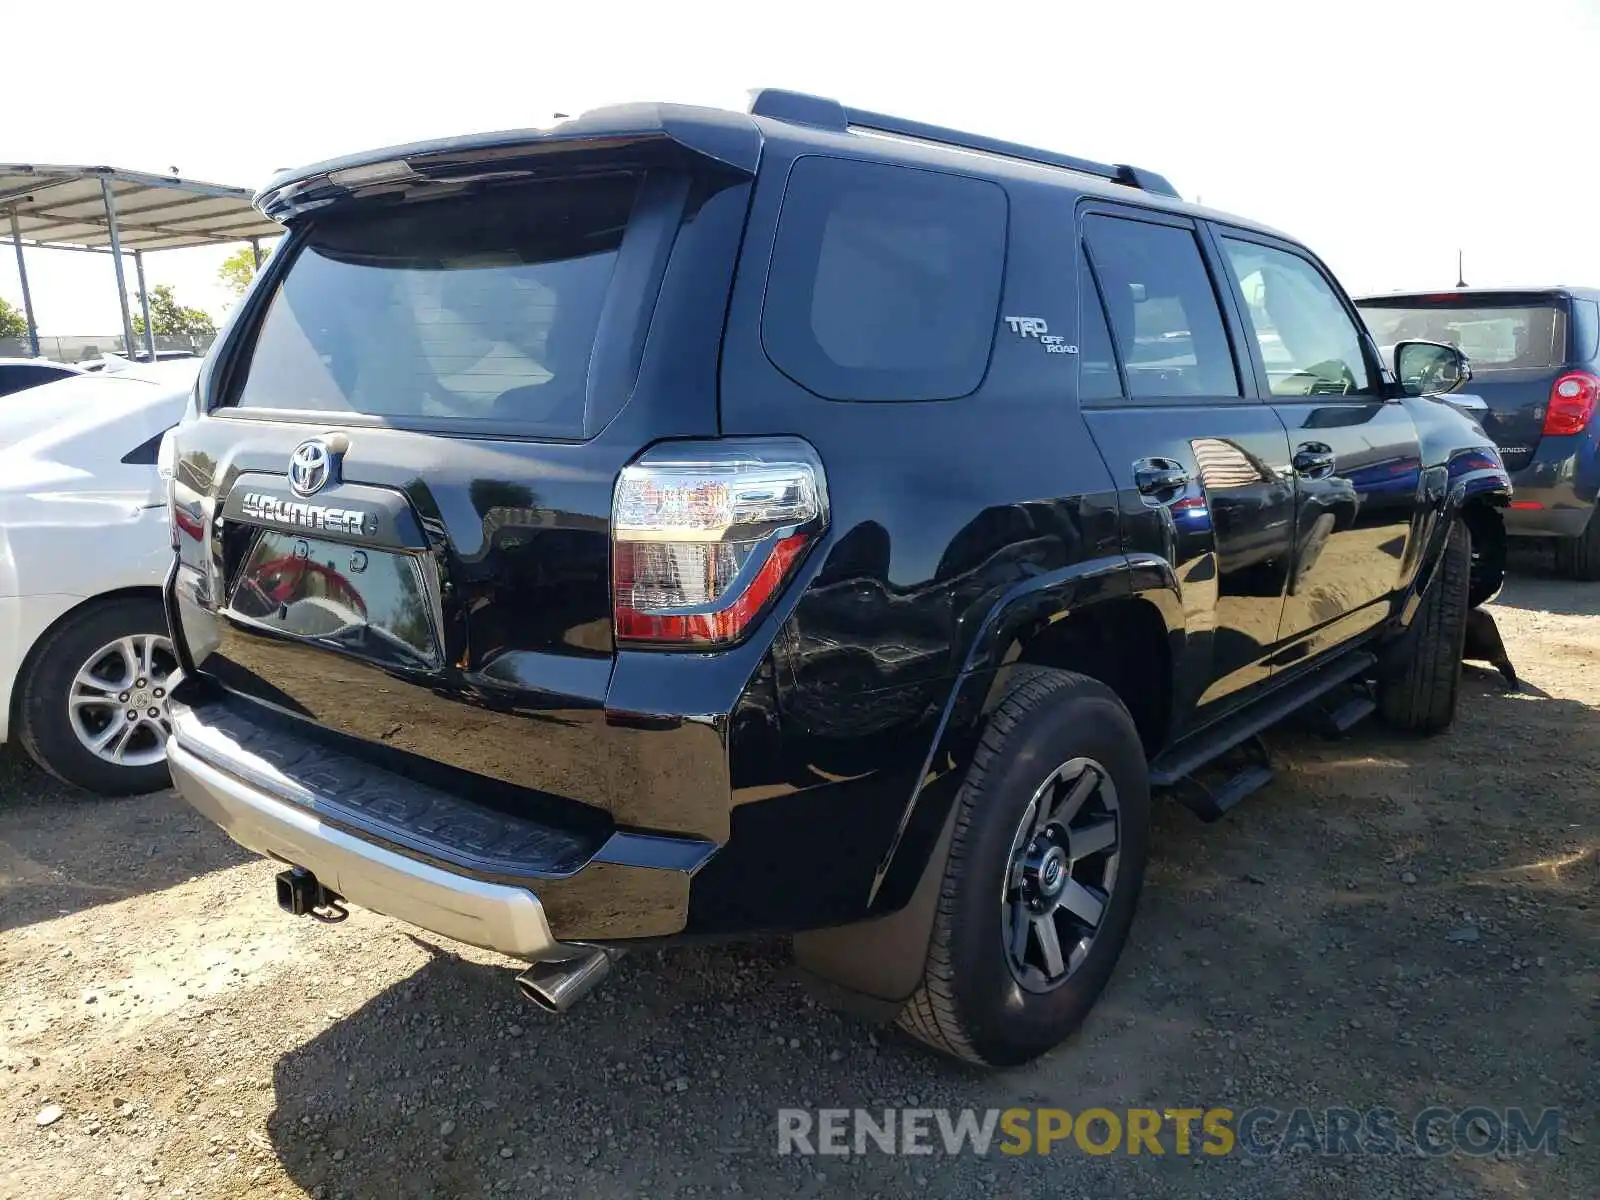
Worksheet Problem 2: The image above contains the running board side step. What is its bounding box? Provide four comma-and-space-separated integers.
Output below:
1168, 735, 1274, 822
1321, 692, 1377, 736
1150, 650, 1378, 821
1203, 764, 1274, 816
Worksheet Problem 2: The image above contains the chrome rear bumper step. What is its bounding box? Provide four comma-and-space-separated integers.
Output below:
168, 736, 567, 961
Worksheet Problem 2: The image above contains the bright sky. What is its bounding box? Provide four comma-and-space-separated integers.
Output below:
5, 0, 1598, 338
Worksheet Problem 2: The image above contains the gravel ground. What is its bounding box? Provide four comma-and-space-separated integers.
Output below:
2, 567, 1596, 1199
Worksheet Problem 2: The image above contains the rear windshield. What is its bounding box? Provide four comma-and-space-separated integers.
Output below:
1358, 301, 1565, 371
230, 174, 640, 436
0, 363, 76, 397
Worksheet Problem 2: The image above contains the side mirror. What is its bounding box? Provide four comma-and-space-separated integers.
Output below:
1394, 340, 1472, 397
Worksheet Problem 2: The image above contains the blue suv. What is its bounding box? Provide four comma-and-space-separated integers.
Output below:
1360, 288, 1600, 578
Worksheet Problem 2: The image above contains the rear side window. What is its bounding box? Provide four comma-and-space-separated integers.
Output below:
1357, 300, 1566, 371
0, 364, 73, 397
122, 426, 174, 465
229, 174, 641, 436
1083, 215, 1240, 399
1571, 299, 1600, 363
1078, 269, 1123, 402
762, 156, 1007, 401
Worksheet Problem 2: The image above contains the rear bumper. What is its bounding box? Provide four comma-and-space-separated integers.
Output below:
1505, 436, 1600, 538
169, 739, 565, 960
1503, 479, 1594, 538
1504, 501, 1593, 538
166, 692, 717, 955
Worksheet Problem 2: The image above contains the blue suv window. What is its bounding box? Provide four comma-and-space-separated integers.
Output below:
762, 156, 1007, 401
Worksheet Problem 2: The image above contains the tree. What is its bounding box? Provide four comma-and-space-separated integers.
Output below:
218, 243, 272, 298
0, 296, 27, 339
132, 284, 216, 338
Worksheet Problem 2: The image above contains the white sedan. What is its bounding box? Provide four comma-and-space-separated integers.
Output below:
0, 360, 198, 794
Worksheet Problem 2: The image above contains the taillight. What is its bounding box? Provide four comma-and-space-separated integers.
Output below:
612, 439, 828, 646
1544, 371, 1600, 436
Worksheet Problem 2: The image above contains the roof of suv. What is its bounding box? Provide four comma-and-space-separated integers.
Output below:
253, 89, 1292, 244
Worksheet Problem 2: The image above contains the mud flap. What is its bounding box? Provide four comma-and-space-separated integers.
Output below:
1463, 606, 1518, 688
791, 799, 960, 1023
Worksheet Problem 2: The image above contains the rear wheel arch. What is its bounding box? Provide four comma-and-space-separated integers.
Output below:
10, 587, 167, 710
9, 587, 169, 758
1459, 498, 1507, 607
998, 592, 1177, 756
793, 566, 1178, 1014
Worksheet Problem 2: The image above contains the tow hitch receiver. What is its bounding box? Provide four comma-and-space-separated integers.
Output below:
275, 867, 349, 922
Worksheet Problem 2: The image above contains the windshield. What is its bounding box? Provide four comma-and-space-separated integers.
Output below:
230, 174, 640, 436
1358, 302, 1564, 370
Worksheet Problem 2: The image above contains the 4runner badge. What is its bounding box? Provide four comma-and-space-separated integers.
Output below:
239, 493, 377, 538
1003, 315, 1076, 355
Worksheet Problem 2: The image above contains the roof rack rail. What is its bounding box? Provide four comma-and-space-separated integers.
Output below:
747, 88, 1180, 200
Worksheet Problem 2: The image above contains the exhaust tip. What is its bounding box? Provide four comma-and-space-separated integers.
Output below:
514, 976, 559, 1014
514, 948, 612, 1014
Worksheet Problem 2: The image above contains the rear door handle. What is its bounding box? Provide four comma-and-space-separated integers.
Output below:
1133, 457, 1192, 495
1292, 443, 1337, 479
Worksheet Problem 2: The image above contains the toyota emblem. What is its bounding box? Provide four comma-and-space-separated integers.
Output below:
288, 439, 333, 497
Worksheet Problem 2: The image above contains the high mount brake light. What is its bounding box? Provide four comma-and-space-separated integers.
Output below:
1544, 371, 1600, 437
611, 439, 828, 647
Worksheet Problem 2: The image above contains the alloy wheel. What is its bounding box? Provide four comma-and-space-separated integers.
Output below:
1002, 756, 1121, 993
67, 633, 182, 768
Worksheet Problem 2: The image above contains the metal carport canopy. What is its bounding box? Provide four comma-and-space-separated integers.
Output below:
1, 163, 282, 359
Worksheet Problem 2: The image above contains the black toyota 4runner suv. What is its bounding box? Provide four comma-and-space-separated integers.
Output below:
163, 90, 1511, 1067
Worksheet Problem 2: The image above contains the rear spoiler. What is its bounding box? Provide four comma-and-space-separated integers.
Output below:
1356, 290, 1571, 309
255, 103, 762, 222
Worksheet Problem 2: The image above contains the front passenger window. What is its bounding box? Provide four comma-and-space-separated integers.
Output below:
1222, 239, 1376, 397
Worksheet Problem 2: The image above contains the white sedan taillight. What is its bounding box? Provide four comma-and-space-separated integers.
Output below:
612, 439, 828, 646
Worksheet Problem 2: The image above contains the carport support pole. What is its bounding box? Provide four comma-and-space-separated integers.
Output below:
250, 236, 262, 268
133, 250, 156, 362
8, 208, 40, 358
100, 178, 136, 358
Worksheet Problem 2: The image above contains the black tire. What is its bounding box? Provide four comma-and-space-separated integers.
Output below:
896, 667, 1150, 1067
1553, 509, 1600, 581
16, 597, 176, 796
1378, 519, 1470, 734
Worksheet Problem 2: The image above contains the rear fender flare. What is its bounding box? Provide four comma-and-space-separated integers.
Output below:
896, 552, 1182, 899
957, 553, 1179, 679
794, 554, 1183, 1009
1403, 471, 1510, 625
